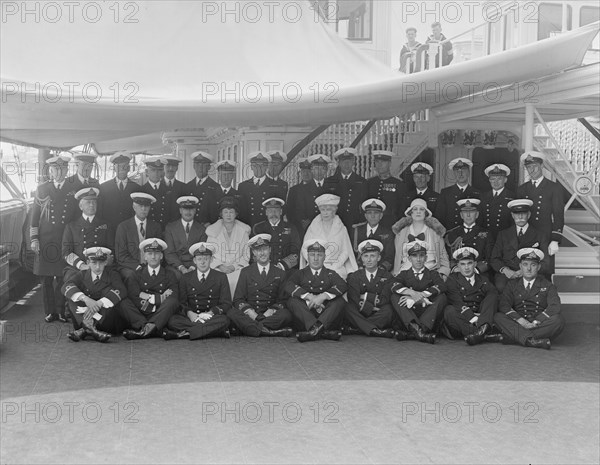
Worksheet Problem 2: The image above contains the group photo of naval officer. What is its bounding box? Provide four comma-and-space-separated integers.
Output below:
33, 145, 567, 349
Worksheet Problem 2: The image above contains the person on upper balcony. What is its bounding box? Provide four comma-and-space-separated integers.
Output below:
399, 27, 422, 73
425, 22, 454, 69
434, 158, 480, 231
516, 152, 565, 262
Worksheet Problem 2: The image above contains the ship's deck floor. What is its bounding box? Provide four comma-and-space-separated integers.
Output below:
1, 286, 598, 465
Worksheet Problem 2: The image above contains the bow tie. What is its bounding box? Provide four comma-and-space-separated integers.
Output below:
408, 233, 425, 242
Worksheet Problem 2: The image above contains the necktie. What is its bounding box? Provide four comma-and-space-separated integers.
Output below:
532, 180, 537, 188
200, 274, 206, 283
93, 275, 100, 283
261, 267, 267, 278
152, 270, 157, 277
518, 228, 524, 237
119, 182, 124, 191
369, 273, 374, 282
368, 229, 374, 238
140, 222, 145, 238
83, 179, 89, 186
408, 233, 425, 241
526, 281, 531, 290
464, 227, 472, 234
86, 217, 91, 224
185, 223, 190, 234
469, 277, 474, 286
417, 191, 424, 197
314, 271, 319, 278
415, 271, 423, 280
255, 179, 260, 186
167, 181, 172, 188
223, 189, 229, 194
494, 191, 499, 198
154, 184, 159, 191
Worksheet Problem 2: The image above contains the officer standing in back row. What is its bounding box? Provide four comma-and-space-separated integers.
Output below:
405, 162, 440, 213
435, 158, 480, 230
479, 163, 515, 237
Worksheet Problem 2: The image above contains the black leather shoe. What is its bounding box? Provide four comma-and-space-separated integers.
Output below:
58, 313, 69, 323
67, 328, 88, 342
369, 328, 396, 338
484, 333, 504, 343
409, 322, 436, 344
162, 329, 190, 340
260, 327, 293, 337
84, 323, 110, 343
221, 329, 231, 339
297, 322, 324, 342
44, 314, 58, 323
396, 330, 410, 341
321, 330, 342, 341
123, 329, 145, 340
340, 326, 362, 336
525, 337, 551, 350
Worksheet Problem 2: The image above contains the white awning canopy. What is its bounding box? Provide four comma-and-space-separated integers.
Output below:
1, 1, 598, 150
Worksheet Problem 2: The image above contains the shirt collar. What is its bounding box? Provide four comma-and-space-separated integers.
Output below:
412, 268, 425, 275
181, 219, 193, 228
258, 263, 270, 274
269, 220, 280, 228
456, 183, 469, 191
523, 278, 535, 287
92, 271, 102, 281
149, 180, 161, 189
148, 265, 161, 275
493, 187, 504, 195
196, 176, 208, 185
367, 224, 379, 234
253, 176, 266, 185
314, 179, 324, 187
134, 216, 145, 226
365, 268, 378, 278
517, 223, 530, 234
463, 223, 475, 230
54, 181, 64, 189
197, 269, 210, 281
341, 172, 352, 180
77, 173, 89, 184
416, 188, 427, 194
310, 267, 323, 276
116, 178, 128, 186
83, 214, 95, 223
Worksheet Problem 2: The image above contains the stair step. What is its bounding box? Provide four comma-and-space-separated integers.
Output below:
557, 292, 600, 305
553, 274, 600, 292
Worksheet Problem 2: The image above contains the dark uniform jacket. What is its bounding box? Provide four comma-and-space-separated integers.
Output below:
434, 184, 481, 230
164, 220, 207, 269
186, 176, 220, 224
64, 174, 100, 192
30, 181, 79, 276
233, 263, 287, 313
237, 178, 273, 228
347, 268, 394, 316
140, 181, 170, 229
478, 188, 515, 236
62, 215, 114, 270
445, 272, 497, 321
324, 172, 368, 229
351, 223, 395, 272
265, 176, 288, 205
284, 267, 347, 298
180, 269, 231, 315
286, 181, 309, 234
490, 224, 550, 274
499, 276, 561, 323
62, 268, 126, 306
294, 180, 325, 232
114, 217, 162, 271
391, 267, 446, 296
517, 177, 565, 243
252, 220, 301, 271
406, 187, 440, 214
215, 186, 241, 206
98, 178, 141, 233
444, 224, 493, 271
366, 175, 407, 228
126, 266, 179, 311
163, 178, 188, 224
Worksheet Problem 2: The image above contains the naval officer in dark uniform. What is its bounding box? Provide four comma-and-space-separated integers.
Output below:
444, 199, 493, 275
215, 160, 240, 205
98, 151, 141, 237
490, 199, 550, 292
64, 153, 100, 192
252, 197, 301, 275
478, 163, 515, 237
406, 162, 440, 213
293, 154, 329, 234
434, 158, 480, 230
164, 242, 231, 340
351, 199, 395, 272
119, 238, 179, 340
238, 151, 273, 228
324, 147, 368, 233
285, 239, 347, 342
345, 240, 396, 338
161, 155, 188, 224
62, 247, 126, 343
229, 234, 294, 337
186, 151, 220, 225
517, 151, 565, 260
265, 150, 289, 203
286, 157, 313, 234
443, 247, 499, 345
62, 188, 114, 280
31, 155, 78, 322
495, 248, 565, 350
366, 150, 407, 228
140, 156, 170, 230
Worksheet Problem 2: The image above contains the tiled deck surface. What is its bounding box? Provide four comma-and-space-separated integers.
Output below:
1, 289, 598, 464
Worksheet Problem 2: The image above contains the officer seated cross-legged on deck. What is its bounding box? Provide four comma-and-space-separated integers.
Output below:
442, 247, 500, 346
119, 238, 179, 340
229, 234, 294, 337
163, 242, 231, 340
344, 240, 396, 338
285, 239, 347, 342
62, 247, 126, 343
494, 248, 565, 350
390, 240, 447, 344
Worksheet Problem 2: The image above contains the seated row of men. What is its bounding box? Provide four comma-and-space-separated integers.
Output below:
62, 233, 564, 350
